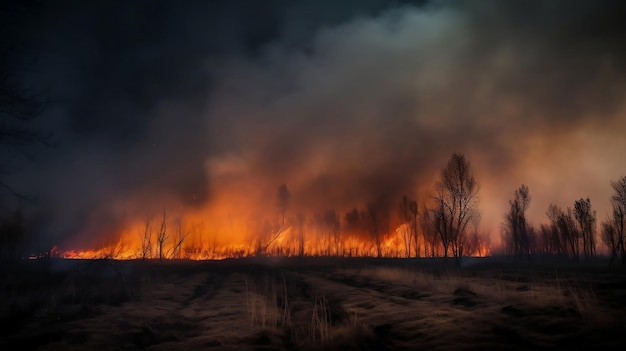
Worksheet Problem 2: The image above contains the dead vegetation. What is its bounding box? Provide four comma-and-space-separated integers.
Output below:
0, 257, 625, 350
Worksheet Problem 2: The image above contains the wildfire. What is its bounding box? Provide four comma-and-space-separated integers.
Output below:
53, 220, 491, 260
50, 167, 492, 260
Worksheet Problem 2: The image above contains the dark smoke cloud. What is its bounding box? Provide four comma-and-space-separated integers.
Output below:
3, 0, 626, 248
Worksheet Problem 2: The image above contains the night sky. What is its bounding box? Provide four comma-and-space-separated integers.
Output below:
2, 0, 626, 251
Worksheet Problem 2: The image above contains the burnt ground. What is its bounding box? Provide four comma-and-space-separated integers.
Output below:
0, 257, 625, 350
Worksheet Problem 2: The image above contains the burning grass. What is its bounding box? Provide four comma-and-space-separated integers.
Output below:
1, 257, 625, 350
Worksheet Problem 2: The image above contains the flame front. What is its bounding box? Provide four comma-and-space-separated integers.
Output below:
55, 212, 491, 260
52, 155, 492, 260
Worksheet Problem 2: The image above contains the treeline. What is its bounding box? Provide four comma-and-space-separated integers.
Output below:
250, 153, 486, 261
6, 153, 624, 264
502, 177, 626, 265
1, 153, 489, 261
107, 153, 486, 260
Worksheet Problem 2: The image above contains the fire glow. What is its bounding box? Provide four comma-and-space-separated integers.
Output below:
57, 227, 491, 260
55, 205, 491, 260
52, 153, 491, 260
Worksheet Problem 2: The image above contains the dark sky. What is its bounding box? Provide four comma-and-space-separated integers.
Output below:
2, 0, 626, 250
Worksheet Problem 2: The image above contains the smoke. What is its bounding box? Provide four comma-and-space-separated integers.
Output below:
5, 0, 626, 249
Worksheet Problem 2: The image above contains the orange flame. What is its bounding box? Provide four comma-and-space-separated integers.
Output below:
50, 175, 491, 260
54, 219, 491, 260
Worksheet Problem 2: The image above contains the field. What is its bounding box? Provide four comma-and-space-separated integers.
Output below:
1, 257, 625, 350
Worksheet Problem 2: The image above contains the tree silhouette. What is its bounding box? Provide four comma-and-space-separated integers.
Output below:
256, 184, 291, 256
606, 176, 626, 264
420, 206, 439, 257
537, 223, 564, 256
503, 185, 531, 258
546, 204, 580, 260
408, 199, 418, 257
366, 202, 390, 258
156, 210, 169, 260
433, 153, 480, 262
139, 215, 153, 260
573, 197, 596, 259
601, 219, 620, 266
170, 217, 188, 259
399, 195, 419, 258
433, 185, 450, 257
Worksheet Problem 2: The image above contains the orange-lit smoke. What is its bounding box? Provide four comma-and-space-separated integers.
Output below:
31, 2, 626, 259
55, 174, 492, 260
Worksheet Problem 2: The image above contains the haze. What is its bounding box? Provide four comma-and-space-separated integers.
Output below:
3, 0, 626, 253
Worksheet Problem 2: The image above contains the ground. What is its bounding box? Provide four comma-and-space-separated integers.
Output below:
1, 257, 625, 350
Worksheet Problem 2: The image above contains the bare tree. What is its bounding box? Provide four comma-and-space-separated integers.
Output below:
601, 219, 620, 266
409, 199, 419, 257
563, 208, 581, 260
156, 210, 169, 260
254, 219, 274, 256
138, 215, 153, 260
545, 204, 566, 256
609, 176, 626, 264
255, 184, 292, 256
170, 217, 188, 259
420, 206, 439, 257
546, 204, 580, 260
573, 197, 596, 259
433, 153, 480, 262
537, 223, 564, 256
366, 202, 390, 258
503, 184, 531, 258
399, 195, 418, 258
433, 186, 450, 257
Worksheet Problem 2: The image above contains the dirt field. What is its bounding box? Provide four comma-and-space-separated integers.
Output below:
1, 257, 625, 350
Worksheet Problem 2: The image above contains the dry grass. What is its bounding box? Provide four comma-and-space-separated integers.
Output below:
352, 265, 602, 320
2, 258, 625, 350
244, 269, 366, 350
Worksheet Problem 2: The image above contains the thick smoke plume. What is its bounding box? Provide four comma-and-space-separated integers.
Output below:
4, 0, 626, 250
